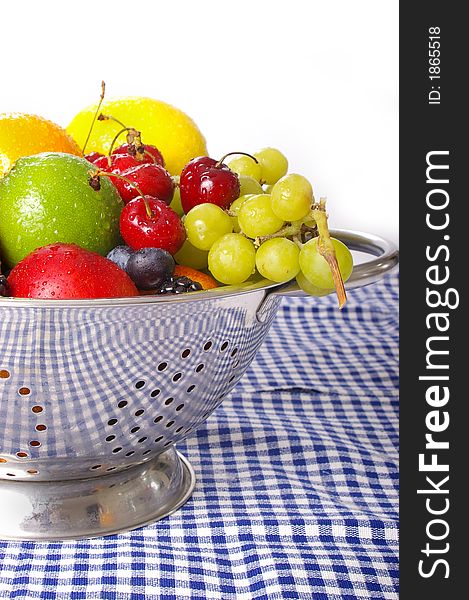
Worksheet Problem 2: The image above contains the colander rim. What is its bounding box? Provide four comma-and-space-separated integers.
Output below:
0, 229, 398, 309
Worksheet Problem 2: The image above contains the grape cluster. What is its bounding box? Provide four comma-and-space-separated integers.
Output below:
183, 148, 353, 305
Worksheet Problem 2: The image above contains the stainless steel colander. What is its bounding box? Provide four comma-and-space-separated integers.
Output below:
0, 230, 398, 540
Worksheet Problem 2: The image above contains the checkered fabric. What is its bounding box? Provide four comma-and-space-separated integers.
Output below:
0, 272, 399, 599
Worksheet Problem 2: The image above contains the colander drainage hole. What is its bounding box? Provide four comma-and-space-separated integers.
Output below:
35, 424, 47, 432
157, 362, 168, 372
176, 403, 185, 412
154, 436, 163, 443
142, 449, 151, 456
172, 372, 182, 382
181, 349, 191, 359
135, 409, 145, 417
90, 465, 102, 470
130, 426, 140, 434
27, 469, 38, 475
151, 389, 161, 398
107, 467, 117, 471
164, 440, 173, 447
175, 426, 183, 434
135, 380, 145, 389
108, 418, 118, 426
118, 400, 128, 409
0, 369, 10, 379
19, 387, 31, 396
16, 452, 28, 458
231, 348, 238, 357
166, 421, 175, 428
112, 447, 122, 454
204, 341, 212, 351
220, 341, 229, 352
195, 364, 205, 373
165, 397, 174, 406
32, 405, 43, 414
125, 451, 135, 457
153, 416, 163, 424
187, 385, 195, 394
29, 440, 40, 448
0, 458, 7, 463
138, 437, 147, 443
106, 435, 116, 442
229, 375, 237, 383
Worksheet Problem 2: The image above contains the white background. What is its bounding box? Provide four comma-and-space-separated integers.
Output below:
1, 0, 398, 245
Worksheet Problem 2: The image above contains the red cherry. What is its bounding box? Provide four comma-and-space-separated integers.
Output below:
120, 196, 186, 255
110, 163, 175, 205
92, 154, 114, 171
109, 153, 149, 173
85, 151, 106, 165
179, 156, 240, 213
7, 243, 139, 299
112, 143, 165, 167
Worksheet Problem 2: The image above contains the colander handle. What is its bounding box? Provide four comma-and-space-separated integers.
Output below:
269, 229, 398, 298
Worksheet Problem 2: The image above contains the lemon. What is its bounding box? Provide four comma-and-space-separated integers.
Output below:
0, 113, 82, 177
67, 97, 208, 176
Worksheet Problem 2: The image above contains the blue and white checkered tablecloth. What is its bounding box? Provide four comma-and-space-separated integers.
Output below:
0, 272, 399, 600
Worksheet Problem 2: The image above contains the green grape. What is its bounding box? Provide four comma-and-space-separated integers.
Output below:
170, 176, 184, 216
208, 233, 256, 284
254, 147, 288, 185
238, 175, 264, 197
299, 237, 353, 289
227, 155, 263, 182
229, 194, 254, 232
271, 173, 313, 221
184, 203, 233, 251
174, 239, 209, 270
296, 271, 334, 296
255, 238, 300, 282
237, 194, 285, 238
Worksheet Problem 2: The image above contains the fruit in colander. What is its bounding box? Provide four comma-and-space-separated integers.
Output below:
0, 152, 123, 268
7, 243, 139, 299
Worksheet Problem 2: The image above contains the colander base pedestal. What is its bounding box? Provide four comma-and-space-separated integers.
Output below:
0, 448, 195, 541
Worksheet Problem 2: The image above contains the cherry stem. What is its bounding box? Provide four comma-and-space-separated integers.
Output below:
215, 152, 258, 169
99, 116, 151, 162
311, 198, 347, 309
82, 81, 106, 155
108, 127, 140, 157
97, 113, 128, 130
91, 169, 153, 218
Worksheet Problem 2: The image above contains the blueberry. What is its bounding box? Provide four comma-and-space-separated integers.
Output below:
107, 245, 134, 271
126, 248, 175, 290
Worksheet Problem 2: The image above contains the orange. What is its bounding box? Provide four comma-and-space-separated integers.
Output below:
0, 113, 82, 176
173, 265, 218, 290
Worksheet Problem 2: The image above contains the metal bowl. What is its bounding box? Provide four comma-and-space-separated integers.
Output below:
0, 230, 398, 540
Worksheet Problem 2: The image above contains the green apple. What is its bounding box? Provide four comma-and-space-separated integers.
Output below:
0, 152, 123, 267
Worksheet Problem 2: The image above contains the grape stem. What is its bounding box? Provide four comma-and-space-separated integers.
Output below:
82, 81, 106, 155
311, 198, 347, 309
254, 224, 302, 247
